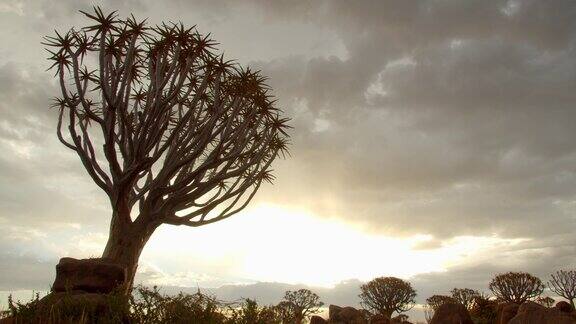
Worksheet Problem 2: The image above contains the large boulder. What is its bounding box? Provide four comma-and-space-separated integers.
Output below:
329, 305, 344, 320
52, 257, 127, 293
367, 314, 412, 324
369, 314, 390, 324
391, 314, 412, 324
310, 315, 328, 324
556, 301, 575, 313
430, 302, 473, 324
496, 302, 519, 324
508, 301, 576, 324
329, 304, 368, 324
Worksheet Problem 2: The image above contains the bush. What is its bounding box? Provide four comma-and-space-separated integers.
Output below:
227, 298, 283, 324
1, 286, 290, 324
130, 286, 227, 324
1, 291, 129, 323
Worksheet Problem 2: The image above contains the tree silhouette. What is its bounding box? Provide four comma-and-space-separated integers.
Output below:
275, 301, 297, 324
43, 7, 290, 290
230, 299, 282, 324
450, 288, 480, 310
423, 305, 434, 324
425, 295, 456, 311
488, 272, 544, 304
359, 277, 416, 319
281, 289, 323, 324
549, 270, 576, 308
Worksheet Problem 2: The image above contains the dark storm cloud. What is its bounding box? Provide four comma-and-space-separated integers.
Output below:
237, 0, 576, 242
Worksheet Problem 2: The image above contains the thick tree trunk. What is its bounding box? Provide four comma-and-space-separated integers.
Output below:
101, 210, 157, 293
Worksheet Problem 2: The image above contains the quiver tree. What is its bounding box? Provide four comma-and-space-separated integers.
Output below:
488, 272, 544, 304
549, 270, 576, 308
281, 289, 323, 324
450, 288, 480, 310
425, 295, 456, 311
359, 277, 416, 319
43, 7, 290, 290
275, 301, 297, 324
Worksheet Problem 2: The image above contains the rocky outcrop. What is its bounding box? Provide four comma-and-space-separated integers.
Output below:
430, 302, 473, 324
508, 301, 576, 324
369, 314, 389, 324
328, 305, 368, 324
52, 257, 127, 293
496, 302, 519, 324
391, 314, 412, 323
556, 301, 575, 313
310, 315, 329, 324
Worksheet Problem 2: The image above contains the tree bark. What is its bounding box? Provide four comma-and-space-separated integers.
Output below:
101, 210, 157, 293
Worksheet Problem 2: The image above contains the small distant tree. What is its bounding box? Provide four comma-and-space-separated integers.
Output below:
425, 295, 456, 311
281, 289, 323, 324
450, 288, 480, 310
535, 296, 555, 308
43, 7, 290, 291
275, 301, 296, 324
423, 305, 434, 324
488, 272, 544, 304
549, 270, 576, 308
229, 299, 281, 324
359, 277, 416, 319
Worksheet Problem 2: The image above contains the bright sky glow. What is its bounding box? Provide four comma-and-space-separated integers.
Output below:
140, 204, 526, 287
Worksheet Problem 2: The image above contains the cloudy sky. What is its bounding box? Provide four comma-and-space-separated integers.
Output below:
1, 0, 576, 320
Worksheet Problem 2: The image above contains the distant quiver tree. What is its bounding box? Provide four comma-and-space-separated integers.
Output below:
43, 7, 290, 290
425, 295, 456, 311
488, 272, 544, 304
549, 270, 576, 308
359, 277, 416, 319
281, 289, 323, 324
450, 288, 480, 310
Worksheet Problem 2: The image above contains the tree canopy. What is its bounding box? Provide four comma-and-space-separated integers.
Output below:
450, 288, 480, 310
359, 277, 416, 319
44, 6, 290, 229
549, 270, 576, 308
281, 289, 323, 323
488, 272, 544, 304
